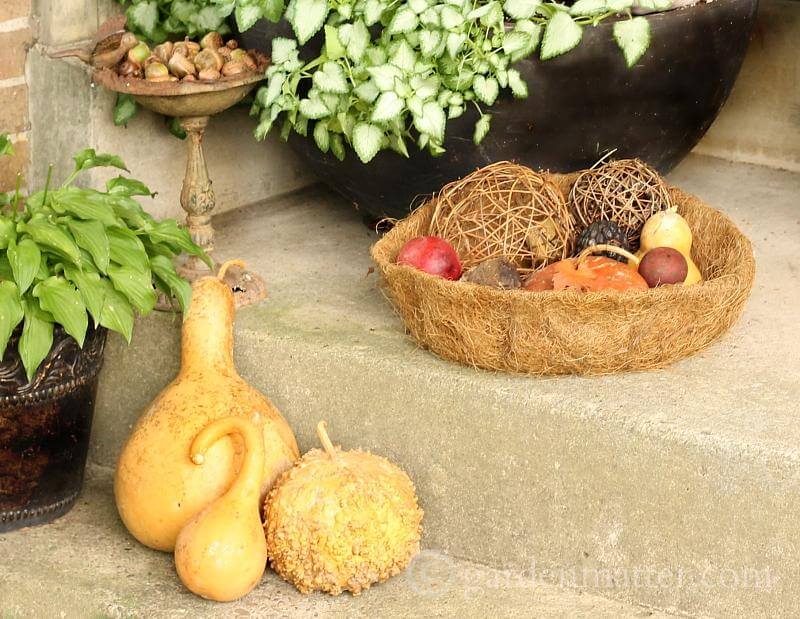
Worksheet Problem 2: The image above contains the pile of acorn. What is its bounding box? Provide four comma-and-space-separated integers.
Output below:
104, 31, 267, 83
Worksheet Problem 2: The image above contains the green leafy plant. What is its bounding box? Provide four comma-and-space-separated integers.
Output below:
118, 0, 283, 41
0, 137, 208, 380
116, 0, 656, 161
251, 0, 655, 163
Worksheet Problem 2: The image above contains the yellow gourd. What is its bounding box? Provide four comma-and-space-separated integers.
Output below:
115, 260, 299, 551
175, 417, 268, 602
639, 208, 703, 285
265, 421, 423, 595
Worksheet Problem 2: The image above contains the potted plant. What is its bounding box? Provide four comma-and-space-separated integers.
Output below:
0, 134, 206, 532
118, 0, 757, 217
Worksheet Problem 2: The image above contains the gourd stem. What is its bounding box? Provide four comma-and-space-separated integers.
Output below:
217, 259, 247, 282
316, 421, 338, 460
190, 417, 265, 499
577, 244, 640, 266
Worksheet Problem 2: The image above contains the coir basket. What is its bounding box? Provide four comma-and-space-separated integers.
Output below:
370, 173, 755, 375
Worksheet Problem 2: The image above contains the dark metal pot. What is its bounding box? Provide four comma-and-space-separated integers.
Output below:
0, 327, 106, 532
238, 0, 758, 219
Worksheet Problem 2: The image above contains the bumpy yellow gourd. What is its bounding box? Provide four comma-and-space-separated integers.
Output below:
639, 208, 703, 285
265, 421, 423, 595
175, 417, 268, 602
115, 260, 299, 551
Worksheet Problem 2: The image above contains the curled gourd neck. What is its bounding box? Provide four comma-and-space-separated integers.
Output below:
190, 417, 265, 501
180, 263, 243, 373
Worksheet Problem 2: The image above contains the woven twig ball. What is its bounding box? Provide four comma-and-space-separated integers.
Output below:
428, 161, 574, 273
568, 159, 671, 250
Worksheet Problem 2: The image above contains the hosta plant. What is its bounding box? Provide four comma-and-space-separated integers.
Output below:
0, 137, 208, 380
252, 0, 661, 162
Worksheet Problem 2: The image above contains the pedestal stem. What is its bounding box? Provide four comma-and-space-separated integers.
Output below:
180, 115, 215, 272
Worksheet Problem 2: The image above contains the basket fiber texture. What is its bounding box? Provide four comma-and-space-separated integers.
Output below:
370, 173, 756, 375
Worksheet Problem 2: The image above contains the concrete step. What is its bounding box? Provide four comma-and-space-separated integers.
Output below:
89, 155, 799, 617
0, 468, 668, 618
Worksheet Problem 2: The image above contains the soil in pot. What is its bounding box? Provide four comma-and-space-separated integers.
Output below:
0, 327, 107, 532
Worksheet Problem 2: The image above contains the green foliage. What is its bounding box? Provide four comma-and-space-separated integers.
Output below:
0, 146, 208, 380
112, 0, 653, 163
252, 0, 653, 163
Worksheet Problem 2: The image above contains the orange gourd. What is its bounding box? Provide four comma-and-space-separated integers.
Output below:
115, 260, 299, 552
175, 417, 268, 602
526, 245, 648, 292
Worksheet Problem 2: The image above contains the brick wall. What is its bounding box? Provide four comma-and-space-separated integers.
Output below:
0, 0, 33, 191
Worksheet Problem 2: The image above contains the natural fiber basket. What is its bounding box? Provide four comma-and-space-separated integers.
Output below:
370, 173, 756, 375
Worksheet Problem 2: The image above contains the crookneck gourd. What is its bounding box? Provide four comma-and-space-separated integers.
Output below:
175, 417, 268, 602
115, 260, 299, 552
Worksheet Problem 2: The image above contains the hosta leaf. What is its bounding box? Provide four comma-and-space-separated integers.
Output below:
107, 176, 154, 198
19, 297, 53, 381
504, 0, 540, 19
19, 218, 82, 266
388, 7, 418, 34
541, 12, 583, 60
108, 264, 156, 316
0, 219, 15, 249
352, 123, 384, 163
33, 277, 87, 347
614, 17, 650, 67
72, 149, 128, 174
473, 75, 499, 105
313, 62, 349, 94
507, 68, 529, 97
51, 187, 121, 227
67, 219, 110, 274
64, 267, 106, 325
473, 114, 492, 144
146, 219, 208, 264
372, 91, 404, 122
108, 226, 149, 271
290, 0, 329, 44
8, 238, 41, 295
0, 281, 23, 360
98, 280, 134, 344
235, 3, 262, 32
150, 255, 191, 315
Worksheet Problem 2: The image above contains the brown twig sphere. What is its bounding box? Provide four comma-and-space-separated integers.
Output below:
428, 161, 575, 273
568, 159, 671, 250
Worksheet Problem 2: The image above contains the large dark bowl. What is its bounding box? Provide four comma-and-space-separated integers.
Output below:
239, 0, 758, 219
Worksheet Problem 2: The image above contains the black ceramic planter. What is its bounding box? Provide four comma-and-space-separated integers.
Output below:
0, 327, 106, 532
239, 0, 757, 219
